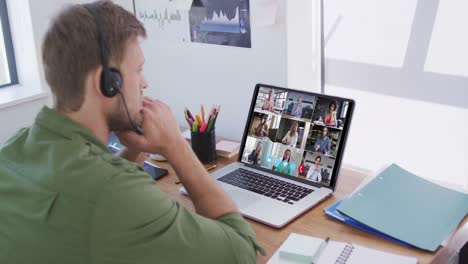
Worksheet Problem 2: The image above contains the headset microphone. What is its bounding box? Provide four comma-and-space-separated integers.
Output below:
117, 89, 144, 135
83, 3, 143, 135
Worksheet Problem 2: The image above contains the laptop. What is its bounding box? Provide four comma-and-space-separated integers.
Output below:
181, 84, 355, 228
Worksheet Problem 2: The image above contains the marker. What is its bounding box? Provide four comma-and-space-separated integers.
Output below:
192, 121, 198, 132
195, 115, 202, 126
185, 107, 194, 120
200, 122, 207, 133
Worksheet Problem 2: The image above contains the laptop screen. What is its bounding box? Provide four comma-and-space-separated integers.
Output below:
239, 84, 354, 189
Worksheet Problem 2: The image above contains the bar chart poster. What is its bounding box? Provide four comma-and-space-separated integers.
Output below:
189, 0, 251, 48
133, 0, 192, 44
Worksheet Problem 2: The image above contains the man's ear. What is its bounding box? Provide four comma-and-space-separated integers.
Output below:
89, 65, 104, 97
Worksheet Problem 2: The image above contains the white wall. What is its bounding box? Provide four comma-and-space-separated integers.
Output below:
138, 1, 288, 141
286, 0, 321, 91
324, 0, 468, 187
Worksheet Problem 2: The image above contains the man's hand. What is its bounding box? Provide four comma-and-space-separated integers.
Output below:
116, 97, 183, 157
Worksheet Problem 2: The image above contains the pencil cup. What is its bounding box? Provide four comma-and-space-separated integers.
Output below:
191, 128, 216, 165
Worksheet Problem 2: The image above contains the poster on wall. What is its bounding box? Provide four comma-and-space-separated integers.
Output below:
133, 0, 251, 48
133, 0, 192, 44
188, 0, 251, 48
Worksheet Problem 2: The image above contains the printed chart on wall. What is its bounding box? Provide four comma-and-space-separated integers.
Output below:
189, 0, 251, 48
133, 0, 192, 44
133, 0, 251, 48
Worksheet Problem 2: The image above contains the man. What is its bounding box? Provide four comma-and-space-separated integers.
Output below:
0, 1, 263, 263
314, 126, 331, 155
291, 96, 303, 118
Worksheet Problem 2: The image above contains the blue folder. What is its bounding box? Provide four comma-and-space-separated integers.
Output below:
324, 199, 413, 247
336, 164, 468, 252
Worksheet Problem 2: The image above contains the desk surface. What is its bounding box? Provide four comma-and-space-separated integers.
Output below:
151, 156, 468, 264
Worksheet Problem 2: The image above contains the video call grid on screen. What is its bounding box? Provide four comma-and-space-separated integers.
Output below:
241, 86, 352, 188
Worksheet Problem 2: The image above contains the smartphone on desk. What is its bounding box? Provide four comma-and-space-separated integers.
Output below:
143, 161, 168, 180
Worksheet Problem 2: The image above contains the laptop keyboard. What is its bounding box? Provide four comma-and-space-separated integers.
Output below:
217, 168, 314, 205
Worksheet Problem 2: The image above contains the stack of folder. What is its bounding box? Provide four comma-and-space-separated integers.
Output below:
324, 164, 468, 252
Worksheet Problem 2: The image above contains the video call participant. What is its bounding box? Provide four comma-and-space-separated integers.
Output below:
254, 115, 269, 137
262, 89, 275, 112
281, 121, 298, 147
275, 149, 293, 175
314, 126, 331, 155
291, 96, 303, 118
324, 101, 337, 126
248, 142, 262, 166
306, 156, 322, 182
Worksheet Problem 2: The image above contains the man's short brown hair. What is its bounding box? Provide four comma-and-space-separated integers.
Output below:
42, 0, 146, 112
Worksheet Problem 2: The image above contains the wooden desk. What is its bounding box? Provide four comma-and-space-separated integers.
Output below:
150, 157, 468, 264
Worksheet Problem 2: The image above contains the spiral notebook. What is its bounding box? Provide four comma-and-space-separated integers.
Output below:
314, 241, 416, 264
267, 233, 417, 264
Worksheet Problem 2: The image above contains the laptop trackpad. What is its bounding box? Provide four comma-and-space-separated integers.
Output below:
228, 189, 260, 210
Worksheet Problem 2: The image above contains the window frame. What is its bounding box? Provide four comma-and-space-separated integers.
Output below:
0, 0, 18, 89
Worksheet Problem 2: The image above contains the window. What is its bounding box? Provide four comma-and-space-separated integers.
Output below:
274, 91, 287, 110
0, 0, 18, 88
340, 101, 349, 119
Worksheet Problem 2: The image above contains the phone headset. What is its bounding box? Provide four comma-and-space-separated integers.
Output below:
83, 3, 143, 135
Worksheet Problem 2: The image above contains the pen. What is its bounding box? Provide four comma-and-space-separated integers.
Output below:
311, 237, 329, 264
211, 108, 220, 129
192, 121, 198, 132
207, 115, 215, 132
210, 106, 216, 116
206, 164, 216, 171
201, 104, 205, 123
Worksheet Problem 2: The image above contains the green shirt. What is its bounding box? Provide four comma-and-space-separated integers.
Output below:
0, 107, 264, 264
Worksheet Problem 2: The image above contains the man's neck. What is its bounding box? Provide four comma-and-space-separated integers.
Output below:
62, 110, 109, 145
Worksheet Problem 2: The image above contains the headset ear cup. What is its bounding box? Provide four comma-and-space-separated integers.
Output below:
100, 71, 112, 97
109, 68, 122, 95
101, 68, 121, 97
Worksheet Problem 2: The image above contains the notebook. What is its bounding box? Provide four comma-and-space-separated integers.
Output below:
216, 140, 240, 158
267, 233, 417, 264
337, 164, 468, 251
314, 241, 417, 264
